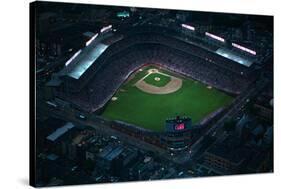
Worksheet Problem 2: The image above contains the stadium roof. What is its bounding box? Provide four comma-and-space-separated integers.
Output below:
46, 122, 75, 142
216, 48, 254, 67
65, 43, 109, 79
53, 32, 123, 83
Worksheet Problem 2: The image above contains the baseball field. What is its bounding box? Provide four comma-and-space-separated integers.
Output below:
101, 65, 233, 132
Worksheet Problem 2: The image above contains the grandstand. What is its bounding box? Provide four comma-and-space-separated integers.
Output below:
42, 21, 265, 153
47, 25, 257, 126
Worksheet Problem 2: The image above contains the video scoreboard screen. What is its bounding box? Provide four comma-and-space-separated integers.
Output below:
175, 123, 185, 130
165, 116, 192, 132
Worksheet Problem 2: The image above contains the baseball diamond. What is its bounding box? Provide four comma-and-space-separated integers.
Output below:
101, 66, 233, 131
135, 69, 183, 94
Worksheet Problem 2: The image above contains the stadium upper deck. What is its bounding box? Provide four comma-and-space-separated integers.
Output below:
49, 25, 256, 87
46, 24, 263, 112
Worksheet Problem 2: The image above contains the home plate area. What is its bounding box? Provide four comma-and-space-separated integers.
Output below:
135, 69, 183, 95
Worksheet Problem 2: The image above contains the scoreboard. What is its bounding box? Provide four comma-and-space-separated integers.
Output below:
165, 116, 192, 133
162, 116, 193, 152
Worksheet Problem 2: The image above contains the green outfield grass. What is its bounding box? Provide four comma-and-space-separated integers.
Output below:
102, 66, 234, 132
144, 73, 171, 87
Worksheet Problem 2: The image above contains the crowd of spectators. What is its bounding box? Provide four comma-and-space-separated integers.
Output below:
58, 32, 254, 112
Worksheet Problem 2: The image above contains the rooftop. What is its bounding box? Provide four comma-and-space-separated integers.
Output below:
206, 135, 250, 164
46, 122, 75, 142
98, 145, 124, 161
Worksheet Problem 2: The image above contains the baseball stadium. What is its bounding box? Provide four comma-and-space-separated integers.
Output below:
33, 4, 274, 185
47, 24, 258, 143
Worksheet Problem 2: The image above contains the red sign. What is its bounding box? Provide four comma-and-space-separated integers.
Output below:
175, 123, 185, 130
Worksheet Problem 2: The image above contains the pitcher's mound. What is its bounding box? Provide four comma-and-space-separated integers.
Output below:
154, 77, 161, 81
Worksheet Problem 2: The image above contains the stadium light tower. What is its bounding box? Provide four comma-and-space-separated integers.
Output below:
65, 49, 82, 66
181, 24, 195, 31
100, 25, 112, 33
232, 43, 256, 55
86, 33, 98, 46
205, 32, 225, 42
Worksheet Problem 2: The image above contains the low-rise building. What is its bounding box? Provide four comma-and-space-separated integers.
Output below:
203, 135, 251, 174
